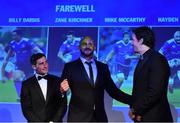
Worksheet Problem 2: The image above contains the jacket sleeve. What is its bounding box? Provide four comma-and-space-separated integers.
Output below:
104, 64, 132, 105
20, 82, 41, 122
61, 63, 69, 79
52, 93, 67, 122
52, 76, 68, 122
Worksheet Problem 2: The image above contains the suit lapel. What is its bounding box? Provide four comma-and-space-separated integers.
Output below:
77, 59, 95, 87
134, 52, 152, 78
94, 60, 99, 85
45, 75, 53, 104
32, 76, 46, 103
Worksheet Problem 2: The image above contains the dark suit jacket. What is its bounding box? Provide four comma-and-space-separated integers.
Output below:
20, 74, 67, 122
61, 58, 131, 122
132, 49, 173, 122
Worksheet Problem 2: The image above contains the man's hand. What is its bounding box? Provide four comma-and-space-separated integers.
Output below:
135, 115, 142, 121
128, 108, 142, 121
128, 108, 135, 120
60, 79, 69, 93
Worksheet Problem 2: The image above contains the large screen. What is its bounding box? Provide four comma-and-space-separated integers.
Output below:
0, 0, 180, 122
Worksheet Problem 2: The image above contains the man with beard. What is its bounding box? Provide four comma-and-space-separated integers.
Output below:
105, 31, 138, 87
105, 32, 134, 78
57, 31, 81, 63
159, 31, 180, 91
59, 36, 132, 122
2, 29, 43, 80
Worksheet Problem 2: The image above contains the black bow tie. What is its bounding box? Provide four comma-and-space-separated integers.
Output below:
37, 75, 48, 80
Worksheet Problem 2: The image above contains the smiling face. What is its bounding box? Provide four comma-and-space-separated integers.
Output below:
123, 33, 130, 44
66, 34, 74, 43
12, 32, 21, 42
132, 33, 143, 53
33, 56, 48, 75
79, 37, 95, 59
174, 31, 180, 44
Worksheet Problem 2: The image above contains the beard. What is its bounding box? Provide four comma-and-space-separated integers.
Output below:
80, 48, 94, 58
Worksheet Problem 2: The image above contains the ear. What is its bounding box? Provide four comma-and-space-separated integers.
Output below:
94, 45, 96, 50
139, 38, 143, 44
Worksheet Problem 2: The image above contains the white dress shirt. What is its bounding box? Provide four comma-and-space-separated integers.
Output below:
36, 74, 47, 100
80, 57, 97, 84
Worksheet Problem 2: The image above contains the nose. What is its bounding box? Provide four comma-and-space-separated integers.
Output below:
86, 44, 91, 48
44, 62, 48, 67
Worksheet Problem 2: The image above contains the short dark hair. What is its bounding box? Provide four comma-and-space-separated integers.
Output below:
30, 53, 46, 65
132, 26, 155, 48
12, 29, 23, 36
122, 31, 130, 37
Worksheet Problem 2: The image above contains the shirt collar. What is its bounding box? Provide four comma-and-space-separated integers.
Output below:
80, 57, 95, 64
141, 49, 153, 60
35, 73, 48, 79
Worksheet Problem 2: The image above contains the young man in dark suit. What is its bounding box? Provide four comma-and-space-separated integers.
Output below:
20, 53, 67, 122
60, 36, 132, 122
129, 26, 173, 122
